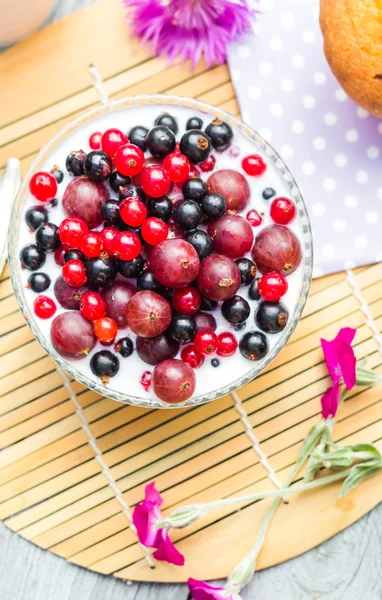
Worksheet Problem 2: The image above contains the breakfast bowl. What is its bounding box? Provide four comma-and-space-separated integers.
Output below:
9, 94, 313, 408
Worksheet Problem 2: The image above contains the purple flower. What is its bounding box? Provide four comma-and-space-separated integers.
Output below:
188, 579, 241, 600
122, 0, 256, 68
320, 327, 356, 419
133, 482, 185, 566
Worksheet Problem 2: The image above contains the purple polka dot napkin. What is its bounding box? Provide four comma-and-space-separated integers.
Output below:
227, 0, 382, 277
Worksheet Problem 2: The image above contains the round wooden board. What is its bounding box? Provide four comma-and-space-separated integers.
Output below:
1, 0, 381, 583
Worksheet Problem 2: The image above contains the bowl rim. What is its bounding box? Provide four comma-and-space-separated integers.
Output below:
8, 93, 313, 409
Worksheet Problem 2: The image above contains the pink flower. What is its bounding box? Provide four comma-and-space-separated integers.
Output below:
320, 327, 356, 419
188, 579, 241, 600
133, 482, 185, 566
123, 0, 256, 68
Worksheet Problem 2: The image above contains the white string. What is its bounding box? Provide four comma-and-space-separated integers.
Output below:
57, 367, 155, 568
346, 269, 382, 356
88, 64, 109, 104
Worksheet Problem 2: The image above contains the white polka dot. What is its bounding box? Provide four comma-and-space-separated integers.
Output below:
270, 103, 283, 117
323, 178, 337, 192
302, 95, 316, 109
312, 202, 325, 216
231, 68, 240, 83
280, 13, 294, 27
356, 170, 368, 184
238, 44, 251, 59
292, 119, 305, 134
259, 127, 272, 140
313, 265, 324, 278
313, 72, 326, 85
334, 153, 348, 167
333, 219, 347, 233
366, 211, 379, 224
335, 88, 348, 102
248, 85, 262, 100
324, 112, 337, 126
303, 31, 316, 44
345, 195, 357, 208
281, 78, 294, 92
280, 144, 294, 159
292, 54, 305, 69
313, 137, 326, 150
376, 252, 382, 262
356, 107, 369, 119
344, 259, 356, 269
259, 61, 273, 76
367, 145, 380, 159
322, 243, 336, 258
346, 129, 359, 143
302, 161, 316, 176
270, 38, 284, 52
355, 235, 368, 249
378, 123, 382, 135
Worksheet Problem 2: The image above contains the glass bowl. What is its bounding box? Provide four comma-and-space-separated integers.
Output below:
9, 94, 313, 409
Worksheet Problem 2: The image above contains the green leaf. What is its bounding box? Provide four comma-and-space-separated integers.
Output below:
320, 447, 354, 468
339, 460, 382, 497
297, 420, 333, 464
355, 365, 382, 386
350, 443, 381, 460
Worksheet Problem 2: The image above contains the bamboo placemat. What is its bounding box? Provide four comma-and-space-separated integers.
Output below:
0, 0, 381, 583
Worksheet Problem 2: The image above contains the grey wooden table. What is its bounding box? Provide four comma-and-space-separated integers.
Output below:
1, 2, 381, 598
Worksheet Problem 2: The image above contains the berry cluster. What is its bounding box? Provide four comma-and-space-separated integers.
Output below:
22, 111, 302, 404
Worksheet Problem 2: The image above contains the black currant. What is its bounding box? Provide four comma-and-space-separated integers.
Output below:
239, 331, 269, 361
222, 295, 250, 324
84, 151, 113, 182
262, 187, 276, 200
35, 222, 60, 251
90, 350, 119, 382
248, 278, 261, 300
20, 244, 46, 270
25, 206, 48, 231
50, 198, 58, 207
205, 118, 233, 151
114, 337, 134, 358
137, 270, 169, 296
186, 116, 203, 130
127, 125, 149, 152
200, 295, 218, 311
185, 229, 213, 260
168, 314, 196, 344
173, 199, 202, 230
180, 130, 211, 164
109, 171, 132, 192
101, 199, 122, 226
182, 177, 208, 202
27, 272, 51, 293
256, 302, 289, 334
117, 254, 144, 278
66, 150, 86, 176
154, 113, 178, 134
85, 257, 117, 287
146, 126, 176, 159
119, 183, 145, 203
64, 248, 86, 263
147, 196, 172, 222
51, 168, 64, 184
211, 358, 220, 368
201, 193, 226, 221
235, 258, 257, 286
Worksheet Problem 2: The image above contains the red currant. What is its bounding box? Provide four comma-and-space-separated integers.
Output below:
140, 165, 171, 198
114, 143, 144, 176
62, 259, 87, 287
34, 295, 56, 319
246, 209, 263, 227
93, 317, 118, 343
258, 271, 288, 301
99, 226, 119, 256
89, 131, 102, 150
172, 286, 201, 315
217, 332, 238, 357
163, 150, 190, 183
58, 217, 89, 249
181, 345, 204, 368
81, 232, 102, 258
101, 128, 128, 157
54, 245, 68, 266
141, 370, 152, 391
199, 155, 216, 173
270, 197, 296, 225
120, 197, 147, 227
110, 230, 141, 260
141, 217, 169, 245
189, 164, 201, 178
29, 171, 58, 202
194, 329, 219, 356
80, 291, 106, 321
242, 154, 267, 177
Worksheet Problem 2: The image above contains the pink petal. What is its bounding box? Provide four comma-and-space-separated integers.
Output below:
153, 530, 185, 566
188, 578, 236, 600
337, 340, 356, 389
321, 379, 340, 419
132, 483, 164, 547
321, 327, 356, 384
144, 482, 163, 507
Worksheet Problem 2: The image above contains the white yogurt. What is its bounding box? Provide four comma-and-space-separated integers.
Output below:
18, 102, 307, 405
